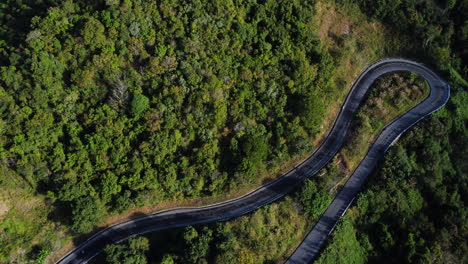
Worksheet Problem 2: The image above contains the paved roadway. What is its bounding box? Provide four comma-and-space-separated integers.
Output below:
56, 59, 450, 264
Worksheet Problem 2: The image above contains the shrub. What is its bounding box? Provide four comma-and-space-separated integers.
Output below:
130, 94, 150, 116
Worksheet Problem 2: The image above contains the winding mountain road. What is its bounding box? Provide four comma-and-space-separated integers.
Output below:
56, 59, 450, 264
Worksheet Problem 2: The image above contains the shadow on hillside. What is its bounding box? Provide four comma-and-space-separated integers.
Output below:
47, 200, 72, 226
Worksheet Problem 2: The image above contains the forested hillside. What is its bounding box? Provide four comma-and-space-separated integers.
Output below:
1, 0, 338, 261
0, 0, 466, 263
94, 0, 468, 263
90, 70, 433, 264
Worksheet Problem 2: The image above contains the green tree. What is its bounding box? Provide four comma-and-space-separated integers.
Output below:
300, 179, 331, 219
130, 94, 150, 116
183, 226, 213, 264
82, 18, 106, 49
105, 237, 149, 264
160, 255, 175, 264
301, 92, 325, 134
238, 126, 270, 178
70, 197, 105, 234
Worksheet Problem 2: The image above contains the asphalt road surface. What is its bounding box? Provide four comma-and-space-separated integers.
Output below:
56, 59, 450, 264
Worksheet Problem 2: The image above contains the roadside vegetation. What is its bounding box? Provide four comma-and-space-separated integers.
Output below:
316, 0, 468, 263
341, 72, 429, 169
94, 54, 432, 264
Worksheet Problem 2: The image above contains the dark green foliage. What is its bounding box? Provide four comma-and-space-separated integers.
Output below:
336, 0, 468, 65
237, 125, 270, 178
108, 197, 309, 264
322, 107, 467, 263
29, 246, 50, 264
316, 217, 368, 264
301, 93, 326, 134
130, 94, 150, 116
70, 197, 105, 234
183, 226, 213, 263
0, 0, 333, 243
104, 237, 149, 264
300, 179, 331, 219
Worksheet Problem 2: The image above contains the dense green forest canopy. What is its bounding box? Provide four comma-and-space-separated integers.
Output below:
0, 0, 467, 263
0, 0, 335, 237
99, 0, 468, 263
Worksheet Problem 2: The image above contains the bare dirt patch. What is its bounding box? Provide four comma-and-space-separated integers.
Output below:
315, 1, 353, 47
0, 201, 9, 219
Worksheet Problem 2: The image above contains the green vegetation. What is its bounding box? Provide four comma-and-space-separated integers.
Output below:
0, 0, 466, 262
300, 179, 331, 220
93, 196, 310, 264
316, 0, 468, 263
316, 216, 367, 264
100, 0, 468, 259
130, 94, 150, 117
337, 0, 468, 65
342, 72, 429, 168
104, 237, 149, 264
318, 108, 467, 262
98, 67, 432, 264
1, 0, 341, 261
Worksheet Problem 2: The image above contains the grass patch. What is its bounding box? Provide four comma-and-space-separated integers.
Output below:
0, 168, 69, 263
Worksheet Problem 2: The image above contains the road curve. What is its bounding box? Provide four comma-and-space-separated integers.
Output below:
286, 59, 450, 263
56, 59, 449, 264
